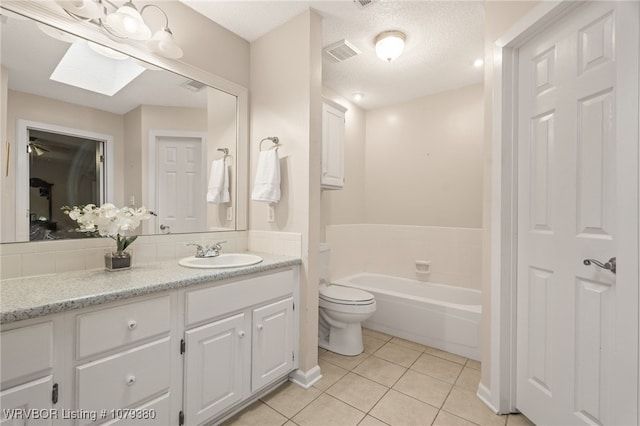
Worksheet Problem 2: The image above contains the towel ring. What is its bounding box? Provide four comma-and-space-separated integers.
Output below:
217, 148, 233, 163
259, 136, 281, 151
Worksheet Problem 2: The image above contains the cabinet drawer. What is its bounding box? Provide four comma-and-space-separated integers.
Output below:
185, 269, 294, 326
1, 322, 53, 386
76, 337, 171, 424
76, 296, 171, 359
102, 393, 171, 425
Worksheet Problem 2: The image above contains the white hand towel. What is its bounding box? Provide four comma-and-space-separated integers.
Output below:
251, 149, 280, 203
207, 159, 230, 203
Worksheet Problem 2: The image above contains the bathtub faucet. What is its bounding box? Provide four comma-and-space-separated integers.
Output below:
187, 241, 227, 258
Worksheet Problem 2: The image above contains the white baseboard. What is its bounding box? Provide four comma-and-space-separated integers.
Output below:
289, 365, 322, 389
477, 383, 500, 414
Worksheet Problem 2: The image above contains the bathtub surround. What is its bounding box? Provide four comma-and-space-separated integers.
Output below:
326, 224, 482, 291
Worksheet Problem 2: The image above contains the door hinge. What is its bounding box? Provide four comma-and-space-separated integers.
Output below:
292, 352, 295, 362
178, 411, 184, 426
292, 302, 295, 311
180, 339, 185, 354
99, 155, 104, 163
52, 383, 58, 404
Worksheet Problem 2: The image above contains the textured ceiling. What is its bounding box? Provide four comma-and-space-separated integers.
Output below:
180, 0, 485, 110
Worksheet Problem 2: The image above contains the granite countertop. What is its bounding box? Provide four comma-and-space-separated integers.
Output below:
0, 252, 301, 324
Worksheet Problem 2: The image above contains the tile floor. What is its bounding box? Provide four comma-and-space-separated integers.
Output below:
222, 329, 535, 426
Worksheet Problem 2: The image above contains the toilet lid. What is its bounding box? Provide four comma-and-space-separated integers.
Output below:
319, 285, 374, 305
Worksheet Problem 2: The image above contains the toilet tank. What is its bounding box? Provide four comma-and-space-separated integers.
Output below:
319, 243, 331, 283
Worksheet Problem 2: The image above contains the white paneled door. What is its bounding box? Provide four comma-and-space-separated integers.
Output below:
516, 2, 639, 425
156, 136, 204, 234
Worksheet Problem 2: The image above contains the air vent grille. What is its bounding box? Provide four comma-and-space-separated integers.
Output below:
180, 79, 206, 92
353, 0, 379, 8
323, 39, 361, 63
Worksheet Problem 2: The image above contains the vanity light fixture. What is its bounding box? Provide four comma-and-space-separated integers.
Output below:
55, 0, 183, 59
375, 30, 406, 62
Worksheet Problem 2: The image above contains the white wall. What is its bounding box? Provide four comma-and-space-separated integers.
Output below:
365, 83, 484, 228
249, 10, 323, 377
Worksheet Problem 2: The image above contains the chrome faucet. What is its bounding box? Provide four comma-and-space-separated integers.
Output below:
187, 241, 227, 258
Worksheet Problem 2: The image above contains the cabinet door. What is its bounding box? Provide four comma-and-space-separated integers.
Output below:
184, 313, 247, 425
251, 297, 294, 392
0, 376, 53, 425
322, 101, 346, 189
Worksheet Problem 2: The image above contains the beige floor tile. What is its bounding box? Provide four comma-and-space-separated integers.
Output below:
326, 373, 388, 412
425, 347, 468, 365
314, 359, 349, 391
353, 356, 407, 387
443, 387, 507, 426
466, 359, 481, 370
358, 415, 389, 426
260, 381, 322, 418
363, 334, 388, 354
292, 393, 366, 426
393, 369, 453, 408
369, 389, 438, 426
411, 353, 464, 384
455, 366, 481, 391
506, 413, 535, 425
433, 410, 480, 426
374, 342, 422, 368
318, 347, 328, 356
220, 400, 288, 426
283, 422, 298, 426
390, 336, 427, 352
362, 328, 393, 341
320, 350, 370, 371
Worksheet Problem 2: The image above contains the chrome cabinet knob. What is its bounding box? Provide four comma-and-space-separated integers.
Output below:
126, 375, 136, 386
128, 320, 137, 330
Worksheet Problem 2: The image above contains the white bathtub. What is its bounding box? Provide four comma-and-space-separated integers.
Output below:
332, 273, 481, 360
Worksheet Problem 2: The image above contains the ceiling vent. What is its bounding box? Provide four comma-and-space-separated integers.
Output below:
353, 0, 379, 8
323, 39, 361, 63
180, 79, 206, 92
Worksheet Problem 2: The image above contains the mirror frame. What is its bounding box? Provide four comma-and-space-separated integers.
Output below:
1, 0, 249, 234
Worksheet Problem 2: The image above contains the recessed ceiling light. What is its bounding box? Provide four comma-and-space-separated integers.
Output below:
473, 58, 484, 68
352, 92, 364, 101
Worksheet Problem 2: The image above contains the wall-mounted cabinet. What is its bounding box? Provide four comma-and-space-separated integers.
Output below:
321, 98, 347, 189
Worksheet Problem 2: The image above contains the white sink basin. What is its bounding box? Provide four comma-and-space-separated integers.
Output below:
178, 253, 263, 269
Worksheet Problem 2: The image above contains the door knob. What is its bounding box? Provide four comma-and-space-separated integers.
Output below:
583, 257, 616, 274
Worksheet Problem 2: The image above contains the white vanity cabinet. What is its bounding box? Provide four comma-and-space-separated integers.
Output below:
182, 269, 298, 425
0, 321, 59, 425
321, 98, 347, 189
0, 265, 299, 426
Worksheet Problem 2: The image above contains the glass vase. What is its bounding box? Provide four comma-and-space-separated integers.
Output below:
105, 251, 132, 271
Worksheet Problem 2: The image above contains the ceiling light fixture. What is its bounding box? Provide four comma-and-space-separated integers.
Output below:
55, 0, 183, 59
352, 92, 364, 102
375, 30, 406, 62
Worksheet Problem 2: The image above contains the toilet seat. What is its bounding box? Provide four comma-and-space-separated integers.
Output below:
319, 285, 375, 306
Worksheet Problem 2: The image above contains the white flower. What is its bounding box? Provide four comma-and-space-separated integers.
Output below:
64, 204, 154, 239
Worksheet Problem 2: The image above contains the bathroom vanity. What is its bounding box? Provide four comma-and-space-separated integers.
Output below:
0, 254, 301, 425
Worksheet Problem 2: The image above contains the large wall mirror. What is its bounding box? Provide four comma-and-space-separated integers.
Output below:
0, 3, 248, 243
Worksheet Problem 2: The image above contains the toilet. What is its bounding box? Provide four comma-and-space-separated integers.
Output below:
318, 244, 376, 356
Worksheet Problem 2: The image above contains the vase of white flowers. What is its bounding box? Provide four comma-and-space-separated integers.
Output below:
63, 204, 154, 271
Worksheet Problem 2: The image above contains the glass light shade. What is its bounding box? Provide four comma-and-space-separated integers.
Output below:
88, 41, 129, 60
105, 2, 151, 40
147, 28, 183, 59
56, 0, 103, 19
375, 31, 406, 62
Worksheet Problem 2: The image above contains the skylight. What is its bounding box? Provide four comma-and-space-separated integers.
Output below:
50, 41, 145, 96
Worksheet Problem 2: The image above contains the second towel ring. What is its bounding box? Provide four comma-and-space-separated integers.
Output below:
259, 136, 281, 151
